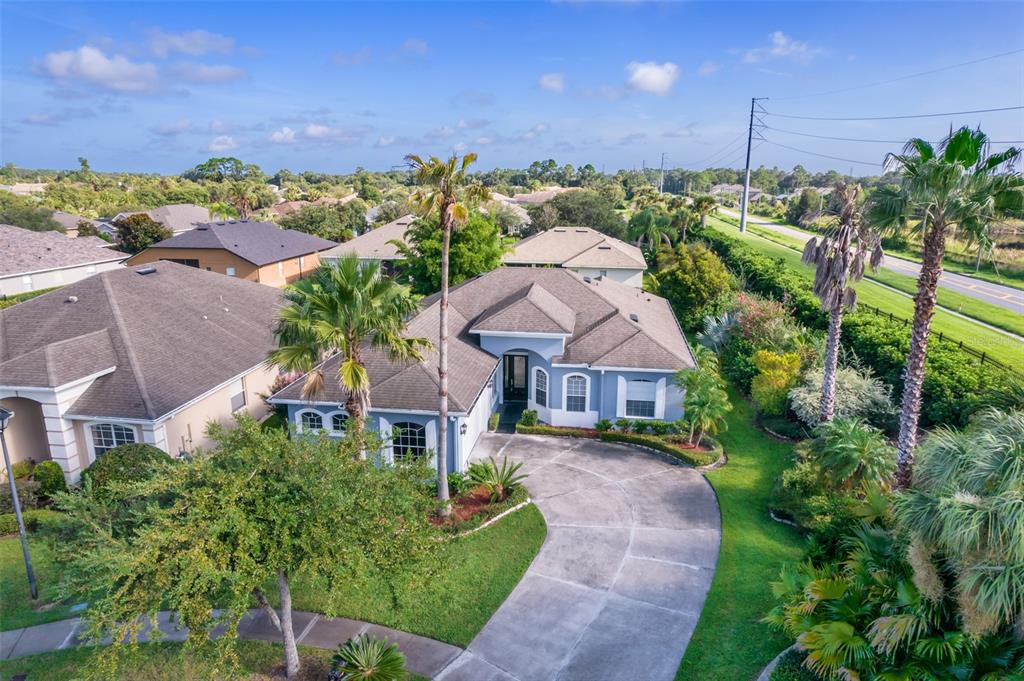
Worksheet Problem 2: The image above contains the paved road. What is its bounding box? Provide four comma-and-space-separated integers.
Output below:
720, 209, 1024, 315
438, 433, 721, 681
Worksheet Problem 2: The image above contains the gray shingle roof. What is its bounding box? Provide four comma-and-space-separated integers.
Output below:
145, 221, 337, 266
272, 267, 692, 413
504, 227, 646, 270
0, 262, 283, 420
320, 215, 416, 261
0, 224, 129, 277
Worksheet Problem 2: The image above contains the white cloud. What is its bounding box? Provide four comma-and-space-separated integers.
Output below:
625, 61, 679, 95
457, 118, 489, 130
453, 142, 467, 152
539, 72, 566, 93
270, 126, 296, 143
429, 125, 456, 139
148, 29, 234, 58
155, 119, 192, 136
475, 136, 493, 145
304, 123, 332, 138
207, 135, 237, 152
520, 123, 548, 141
332, 48, 371, 67
743, 31, 823, 64
400, 38, 429, 55
697, 60, 721, 77
171, 63, 246, 83
38, 45, 160, 93
376, 135, 396, 147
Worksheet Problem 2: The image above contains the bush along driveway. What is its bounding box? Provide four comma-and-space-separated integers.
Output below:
438, 433, 721, 681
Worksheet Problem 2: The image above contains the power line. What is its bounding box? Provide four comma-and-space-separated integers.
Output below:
771, 48, 1024, 101
761, 138, 879, 167
765, 125, 1024, 145
764, 104, 1023, 122
679, 130, 748, 167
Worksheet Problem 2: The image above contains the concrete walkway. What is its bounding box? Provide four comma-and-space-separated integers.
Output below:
439, 433, 722, 681
0, 609, 461, 679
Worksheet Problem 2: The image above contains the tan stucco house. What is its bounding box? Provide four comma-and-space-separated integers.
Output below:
0, 262, 284, 482
127, 220, 336, 287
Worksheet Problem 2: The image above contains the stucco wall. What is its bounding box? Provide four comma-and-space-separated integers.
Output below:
0, 397, 50, 465
0, 259, 125, 296
129, 249, 323, 288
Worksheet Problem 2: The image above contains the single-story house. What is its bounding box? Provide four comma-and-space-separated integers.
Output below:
0, 262, 283, 482
709, 184, 763, 203
0, 224, 129, 296
319, 214, 416, 273
503, 227, 647, 288
100, 203, 212, 236
50, 211, 101, 237
0, 183, 47, 196
511, 187, 579, 205
127, 220, 336, 287
269, 267, 694, 474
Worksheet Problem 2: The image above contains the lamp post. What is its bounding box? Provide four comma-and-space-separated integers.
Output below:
0, 407, 38, 600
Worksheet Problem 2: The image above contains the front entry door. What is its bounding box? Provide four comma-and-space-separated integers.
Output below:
503, 354, 529, 402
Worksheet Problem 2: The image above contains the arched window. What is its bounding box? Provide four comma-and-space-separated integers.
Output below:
330, 413, 348, 434
565, 374, 588, 413
534, 368, 548, 407
299, 410, 323, 432
392, 422, 427, 462
90, 423, 136, 456
626, 379, 656, 418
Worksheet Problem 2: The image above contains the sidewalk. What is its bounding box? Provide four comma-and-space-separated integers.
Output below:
0, 609, 462, 679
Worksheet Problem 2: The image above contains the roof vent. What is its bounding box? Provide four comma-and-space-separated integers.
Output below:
136, 265, 157, 275
598, 245, 611, 250
583, 276, 592, 283
629, 313, 639, 323
575, 229, 587, 233
66, 295, 79, 304
553, 228, 566, 232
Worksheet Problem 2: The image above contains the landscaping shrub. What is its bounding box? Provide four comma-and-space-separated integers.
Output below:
788, 366, 895, 430
515, 424, 597, 438
630, 420, 650, 434
446, 471, 471, 496
0, 508, 62, 535
648, 420, 673, 436
654, 242, 734, 330
517, 409, 539, 427
594, 419, 613, 432
0, 478, 39, 513
720, 336, 759, 393
468, 456, 527, 502
80, 443, 172, 494
330, 635, 408, 681
599, 431, 720, 466
750, 350, 802, 416
10, 459, 34, 480
614, 418, 632, 432
769, 649, 821, 681
32, 461, 67, 498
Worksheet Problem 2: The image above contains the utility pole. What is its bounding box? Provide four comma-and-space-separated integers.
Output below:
658, 152, 666, 194
739, 97, 766, 233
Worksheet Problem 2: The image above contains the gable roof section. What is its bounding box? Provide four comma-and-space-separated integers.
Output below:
503, 227, 646, 271
0, 262, 283, 420
144, 221, 336, 266
320, 215, 416, 261
471, 283, 576, 335
0, 224, 129, 277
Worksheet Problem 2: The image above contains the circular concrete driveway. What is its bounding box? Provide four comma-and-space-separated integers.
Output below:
437, 433, 721, 681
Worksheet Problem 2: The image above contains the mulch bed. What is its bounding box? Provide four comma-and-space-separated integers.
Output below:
430, 486, 502, 526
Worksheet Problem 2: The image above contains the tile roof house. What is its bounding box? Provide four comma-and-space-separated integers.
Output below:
0, 262, 284, 482
127, 220, 337, 287
270, 267, 693, 474
0, 224, 129, 296
503, 226, 648, 288
319, 214, 416, 272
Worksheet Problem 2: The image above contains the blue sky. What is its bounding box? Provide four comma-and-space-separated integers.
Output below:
2, 1, 1022, 175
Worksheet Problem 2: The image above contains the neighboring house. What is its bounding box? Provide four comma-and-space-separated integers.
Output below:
0, 183, 47, 196
50, 211, 101, 238
503, 227, 647, 288
483, 194, 531, 235
267, 200, 312, 218
101, 203, 212, 236
0, 262, 283, 482
269, 267, 693, 474
511, 187, 578, 205
319, 214, 416, 273
709, 183, 763, 203
127, 220, 336, 287
0, 224, 129, 296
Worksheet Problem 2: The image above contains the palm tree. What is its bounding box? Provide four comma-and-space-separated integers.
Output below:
627, 209, 677, 250
406, 153, 490, 514
676, 346, 731, 445
227, 180, 260, 219
801, 183, 882, 423
866, 128, 1022, 487
632, 185, 661, 210
670, 207, 696, 244
268, 255, 430, 440
894, 408, 1024, 636
691, 194, 717, 230
809, 417, 894, 493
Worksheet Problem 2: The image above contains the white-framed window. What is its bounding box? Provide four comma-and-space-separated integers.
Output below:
392, 422, 427, 462
626, 379, 657, 418
534, 367, 548, 407
565, 374, 588, 413
299, 410, 323, 432
90, 423, 136, 456
330, 413, 348, 434
226, 266, 236, 277
229, 378, 246, 412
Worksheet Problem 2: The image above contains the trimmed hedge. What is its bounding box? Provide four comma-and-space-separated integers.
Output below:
80, 443, 172, 494
0, 508, 63, 536
599, 431, 721, 467
33, 461, 67, 498
515, 424, 599, 438
700, 228, 1018, 428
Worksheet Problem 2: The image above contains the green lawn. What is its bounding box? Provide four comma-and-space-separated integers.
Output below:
0, 536, 80, 631
708, 216, 1024, 371
287, 503, 546, 647
675, 387, 804, 681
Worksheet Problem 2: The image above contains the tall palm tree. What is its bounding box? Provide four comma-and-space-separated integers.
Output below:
866, 128, 1022, 487
268, 255, 430, 440
627, 208, 677, 250
227, 180, 260, 219
691, 194, 717, 230
406, 153, 490, 513
801, 183, 882, 423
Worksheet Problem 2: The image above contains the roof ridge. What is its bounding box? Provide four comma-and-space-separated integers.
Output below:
100, 271, 158, 419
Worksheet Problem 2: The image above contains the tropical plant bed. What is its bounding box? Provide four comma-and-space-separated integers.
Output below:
515, 423, 720, 466
431, 484, 530, 532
